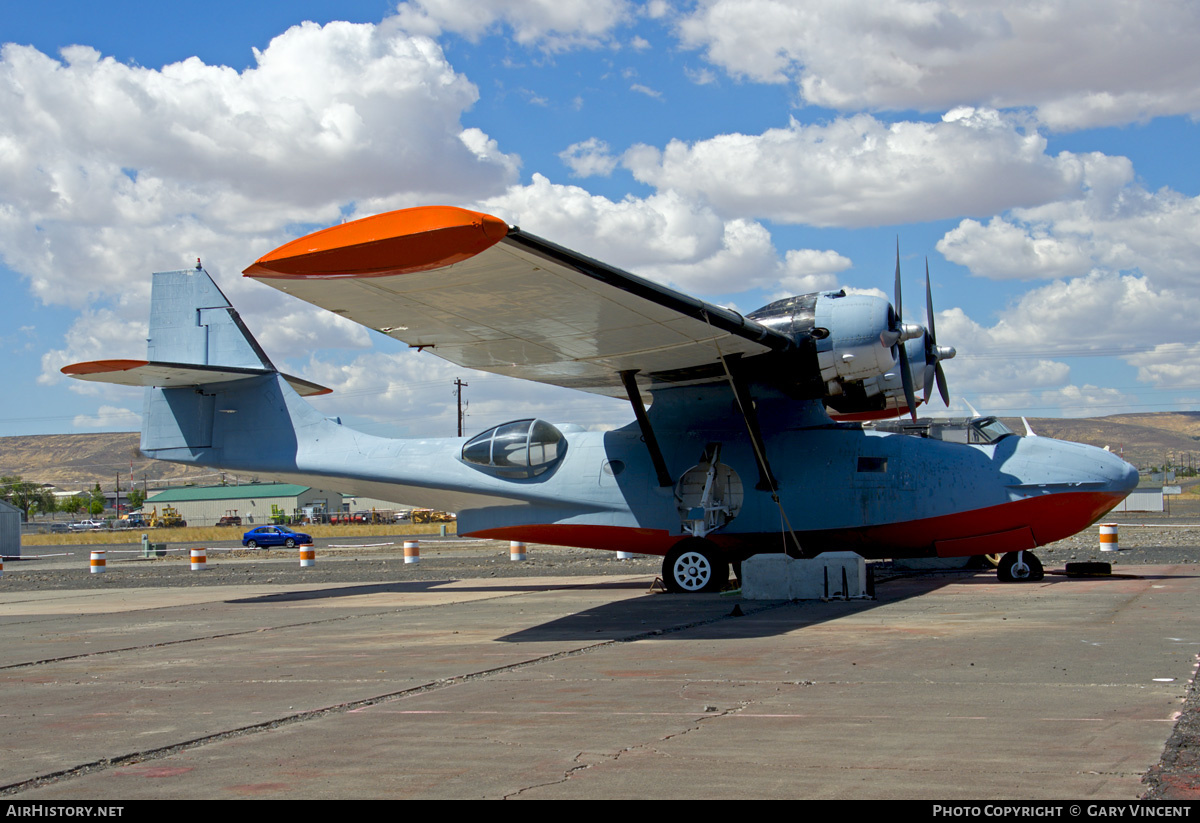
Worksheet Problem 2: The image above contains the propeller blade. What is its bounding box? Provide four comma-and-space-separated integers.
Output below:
923, 363, 936, 404
894, 239, 903, 322
925, 259, 936, 346
924, 258, 952, 408
935, 361, 950, 406
897, 342, 918, 422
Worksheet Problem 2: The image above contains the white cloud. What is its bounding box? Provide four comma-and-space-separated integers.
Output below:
1126, 344, 1200, 391
630, 83, 663, 99
559, 138, 619, 178
673, 0, 1200, 130
0, 22, 518, 311
938, 164, 1200, 285
622, 109, 1089, 227
73, 405, 141, 429
392, 0, 632, 51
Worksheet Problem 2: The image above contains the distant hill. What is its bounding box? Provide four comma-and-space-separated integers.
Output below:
0, 432, 241, 492
2, 411, 1198, 492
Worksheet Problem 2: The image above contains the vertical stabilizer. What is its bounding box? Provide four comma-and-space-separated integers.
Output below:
148, 268, 274, 370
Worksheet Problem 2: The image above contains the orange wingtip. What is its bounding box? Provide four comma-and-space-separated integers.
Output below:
61, 359, 149, 376
243, 206, 509, 279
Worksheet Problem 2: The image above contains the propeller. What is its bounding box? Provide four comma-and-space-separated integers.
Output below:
892, 241, 919, 422
921, 259, 955, 406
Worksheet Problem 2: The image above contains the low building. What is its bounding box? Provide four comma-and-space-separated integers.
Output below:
145, 483, 343, 526
1113, 484, 1164, 512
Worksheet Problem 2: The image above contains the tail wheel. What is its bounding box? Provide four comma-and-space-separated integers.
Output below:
663, 538, 729, 593
996, 550, 1043, 583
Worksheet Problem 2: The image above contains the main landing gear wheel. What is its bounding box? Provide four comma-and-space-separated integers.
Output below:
663, 538, 729, 593
996, 550, 1043, 583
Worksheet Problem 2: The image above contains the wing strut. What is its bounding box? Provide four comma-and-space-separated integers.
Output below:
619, 370, 674, 488
716, 351, 805, 559
719, 354, 778, 493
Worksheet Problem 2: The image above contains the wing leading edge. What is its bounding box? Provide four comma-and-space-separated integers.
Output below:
243, 206, 792, 397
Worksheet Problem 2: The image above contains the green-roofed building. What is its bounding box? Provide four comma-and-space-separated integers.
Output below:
146, 482, 342, 527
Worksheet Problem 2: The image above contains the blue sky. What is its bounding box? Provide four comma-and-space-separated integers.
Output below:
2, 0, 1199, 441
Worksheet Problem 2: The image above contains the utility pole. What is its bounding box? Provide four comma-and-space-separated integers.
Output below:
454, 378, 469, 437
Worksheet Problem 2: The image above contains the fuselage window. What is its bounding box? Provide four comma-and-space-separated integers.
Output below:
461, 418, 568, 478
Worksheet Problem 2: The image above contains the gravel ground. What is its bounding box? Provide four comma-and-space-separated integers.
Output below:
4, 497, 1197, 592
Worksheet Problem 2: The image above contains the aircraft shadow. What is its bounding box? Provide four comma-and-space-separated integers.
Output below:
223, 569, 1189, 642
224, 578, 650, 604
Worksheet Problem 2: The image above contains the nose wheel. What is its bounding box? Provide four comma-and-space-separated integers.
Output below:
996, 550, 1043, 582
663, 538, 730, 593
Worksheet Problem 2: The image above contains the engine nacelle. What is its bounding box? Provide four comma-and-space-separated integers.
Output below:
746, 289, 944, 418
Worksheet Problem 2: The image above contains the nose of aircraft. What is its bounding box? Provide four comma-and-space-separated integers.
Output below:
1015, 435, 1137, 491
1099, 447, 1140, 495
1002, 436, 1140, 544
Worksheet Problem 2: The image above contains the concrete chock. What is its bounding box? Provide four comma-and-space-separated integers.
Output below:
742, 552, 868, 601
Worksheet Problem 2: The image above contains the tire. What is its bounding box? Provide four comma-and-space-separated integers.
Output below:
285, 538, 296, 548
663, 538, 729, 593
996, 551, 1043, 583
246, 540, 258, 549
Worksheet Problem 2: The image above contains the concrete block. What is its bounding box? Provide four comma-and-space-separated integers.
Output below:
742, 551, 867, 600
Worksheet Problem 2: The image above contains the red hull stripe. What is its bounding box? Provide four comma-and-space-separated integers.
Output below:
465, 490, 1127, 559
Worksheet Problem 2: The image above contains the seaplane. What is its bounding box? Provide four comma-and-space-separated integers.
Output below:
63, 206, 1138, 591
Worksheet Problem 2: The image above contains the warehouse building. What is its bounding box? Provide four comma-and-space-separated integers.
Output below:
145, 483, 343, 526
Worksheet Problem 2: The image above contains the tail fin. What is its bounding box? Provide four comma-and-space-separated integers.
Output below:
147, 266, 274, 370
62, 268, 329, 456
63, 268, 329, 397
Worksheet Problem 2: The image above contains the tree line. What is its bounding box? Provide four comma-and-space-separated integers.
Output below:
1, 476, 145, 521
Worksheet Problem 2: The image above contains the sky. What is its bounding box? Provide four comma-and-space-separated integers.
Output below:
2, 0, 1199, 443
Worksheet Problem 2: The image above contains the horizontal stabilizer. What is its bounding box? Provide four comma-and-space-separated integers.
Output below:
62, 359, 331, 397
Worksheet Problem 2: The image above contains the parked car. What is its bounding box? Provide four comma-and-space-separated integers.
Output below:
242, 525, 312, 549
69, 519, 108, 531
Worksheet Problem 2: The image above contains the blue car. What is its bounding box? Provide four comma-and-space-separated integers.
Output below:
242, 525, 312, 549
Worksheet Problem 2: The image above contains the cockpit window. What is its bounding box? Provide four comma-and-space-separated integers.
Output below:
969, 417, 1015, 444
461, 418, 567, 478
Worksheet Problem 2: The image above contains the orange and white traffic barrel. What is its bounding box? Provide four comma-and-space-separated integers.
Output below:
510, 541, 526, 561
90, 550, 106, 573
299, 544, 315, 567
404, 540, 420, 564
1099, 524, 1120, 552
190, 548, 207, 570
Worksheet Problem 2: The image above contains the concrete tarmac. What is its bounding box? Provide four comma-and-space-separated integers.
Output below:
2, 564, 1199, 799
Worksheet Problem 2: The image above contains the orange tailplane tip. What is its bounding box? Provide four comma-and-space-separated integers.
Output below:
243, 206, 509, 279
61, 359, 148, 376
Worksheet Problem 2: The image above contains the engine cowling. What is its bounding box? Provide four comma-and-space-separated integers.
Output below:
746, 289, 951, 419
